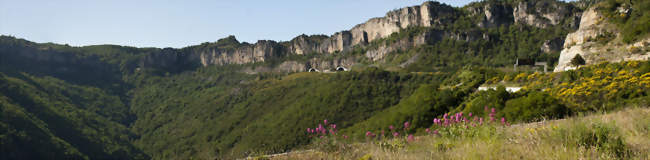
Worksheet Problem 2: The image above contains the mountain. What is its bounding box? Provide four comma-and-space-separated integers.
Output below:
1, 0, 648, 159
555, 0, 650, 71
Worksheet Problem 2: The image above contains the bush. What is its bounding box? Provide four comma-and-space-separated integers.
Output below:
579, 122, 630, 158
570, 54, 586, 66
500, 92, 571, 122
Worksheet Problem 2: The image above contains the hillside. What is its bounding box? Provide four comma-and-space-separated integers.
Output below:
0, 73, 147, 159
268, 107, 650, 160
0, 0, 649, 159
555, 0, 650, 71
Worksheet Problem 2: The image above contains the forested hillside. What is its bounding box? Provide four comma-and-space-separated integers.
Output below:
0, 73, 147, 160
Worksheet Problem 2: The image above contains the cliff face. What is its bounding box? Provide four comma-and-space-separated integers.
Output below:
554, 7, 650, 72
468, 2, 514, 28
347, 1, 456, 49
513, 1, 581, 29
137, 0, 586, 72
2, 0, 594, 74
467, 0, 581, 29
175, 1, 456, 69
197, 40, 282, 66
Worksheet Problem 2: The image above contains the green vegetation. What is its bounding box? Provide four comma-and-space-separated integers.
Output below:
0, 73, 147, 160
1, 0, 649, 159
571, 54, 586, 66
373, 24, 570, 72
128, 67, 440, 159
276, 107, 650, 160
598, 0, 650, 43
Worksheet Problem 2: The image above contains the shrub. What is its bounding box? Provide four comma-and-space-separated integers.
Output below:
579, 122, 630, 158
570, 54, 586, 66
500, 92, 571, 122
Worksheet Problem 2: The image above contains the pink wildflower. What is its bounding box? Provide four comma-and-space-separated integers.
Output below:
393, 132, 399, 137
491, 108, 496, 113
433, 130, 439, 135
389, 125, 395, 131
404, 122, 410, 129
366, 131, 373, 137
407, 134, 415, 142
426, 128, 431, 133
343, 135, 349, 139
501, 117, 506, 124
469, 112, 473, 117
479, 117, 484, 125
324, 119, 328, 125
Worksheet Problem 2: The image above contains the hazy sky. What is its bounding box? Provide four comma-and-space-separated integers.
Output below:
1, 0, 486, 48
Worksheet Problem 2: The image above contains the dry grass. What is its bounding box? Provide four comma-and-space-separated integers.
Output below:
267, 107, 650, 160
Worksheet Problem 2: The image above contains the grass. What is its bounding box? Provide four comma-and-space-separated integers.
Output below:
267, 107, 650, 160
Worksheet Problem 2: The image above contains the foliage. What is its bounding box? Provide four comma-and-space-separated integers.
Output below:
598, 0, 650, 43
0, 73, 148, 160
500, 92, 570, 122
290, 108, 649, 159
570, 54, 586, 66
128, 67, 439, 159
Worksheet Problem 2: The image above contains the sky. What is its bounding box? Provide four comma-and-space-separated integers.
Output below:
1, 0, 483, 48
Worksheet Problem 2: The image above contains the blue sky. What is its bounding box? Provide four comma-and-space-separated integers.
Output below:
2, 0, 489, 48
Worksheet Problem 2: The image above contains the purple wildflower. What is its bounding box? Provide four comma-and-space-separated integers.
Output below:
407, 134, 415, 142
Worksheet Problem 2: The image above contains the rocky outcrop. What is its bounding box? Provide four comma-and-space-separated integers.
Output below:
541, 38, 565, 53
138, 0, 587, 72
286, 35, 328, 55
241, 57, 357, 74
513, 1, 581, 29
332, 1, 455, 53
197, 40, 282, 66
554, 7, 650, 72
467, 0, 581, 28
306, 57, 357, 71
166, 1, 456, 69
467, 3, 514, 28
365, 30, 444, 61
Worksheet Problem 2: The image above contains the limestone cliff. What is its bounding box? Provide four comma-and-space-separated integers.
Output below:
140, 0, 585, 72
347, 1, 455, 50
2, 0, 597, 74
554, 7, 650, 72
466, 0, 581, 29
513, 1, 581, 29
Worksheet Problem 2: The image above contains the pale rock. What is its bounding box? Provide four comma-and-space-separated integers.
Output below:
554, 8, 650, 72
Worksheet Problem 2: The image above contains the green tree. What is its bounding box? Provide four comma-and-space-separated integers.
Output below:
570, 54, 586, 66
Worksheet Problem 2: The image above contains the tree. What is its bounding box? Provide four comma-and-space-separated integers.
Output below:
570, 54, 586, 66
